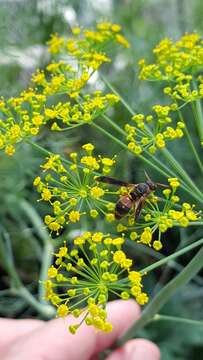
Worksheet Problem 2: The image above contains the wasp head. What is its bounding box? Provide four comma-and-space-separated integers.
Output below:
146, 180, 157, 191
144, 171, 157, 191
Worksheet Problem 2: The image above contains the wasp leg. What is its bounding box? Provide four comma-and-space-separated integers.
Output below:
134, 196, 146, 220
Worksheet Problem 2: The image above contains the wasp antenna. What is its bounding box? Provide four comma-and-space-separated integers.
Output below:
144, 170, 152, 182
156, 182, 170, 189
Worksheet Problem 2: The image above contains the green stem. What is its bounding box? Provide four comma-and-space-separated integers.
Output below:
140, 237, 203, 274
153, 314, 203, 327
192, 81, 203, 141
100, 74, 135, 115
17, 286, 55, 318
184, 123, 203, 173
38, 239, 54, 302
19, 200, 54, 303
127, 240, 203, 286
116, 245, 203, 347
161, 148, 203, 203
101, 114, 126, 136
101, 111, 179, 179
193, 100, 203, 141
100, 75, 203, 202
92, 122, 128, 150
0, 228, 55, 318
20, 200, 49, 245
92, 122, 201, 201
178, 110, 203, 173
26, 139, 102, 176
26, 139, 74, 169
92, 122, 174, 179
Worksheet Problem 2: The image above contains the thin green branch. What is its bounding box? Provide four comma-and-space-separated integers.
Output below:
26, 139, 101, 176
161, 148, 203, 203
153, 314, 203, 327
0, 226, 55, 318
178, 110, 203, 173
20, 200, 54, 303
92, 122, 202, 202
100, 75, 203, 202
20, 200, 49, 245
116, 245, 203, 347
100, 74, 135, 115
101, 114, 126, 136
101, 111, 179, 179
127, 240, 203, 286
17, 287, 55, 318
25, 139, 73, 169
140, 237, 203, 274
191, 81, 203, 141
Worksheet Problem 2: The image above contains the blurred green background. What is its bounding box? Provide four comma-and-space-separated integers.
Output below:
0, 1, 203, 359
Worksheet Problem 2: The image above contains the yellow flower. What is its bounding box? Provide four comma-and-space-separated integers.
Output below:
153, 240, 163, 251
33, 176, 41, 186
92, 232, 103, 243
113, 250, 126, 264
130, 232, 138, 241
5, 145, 15, 156
82, 143, 95, 153
69, 211, 81, 223
136, 292, 149, 305
47, 33, 64, 53
186, 210, 198, 221
90, 186, 105, 199
81, 156, 100, 170
168, 177, 180, 188
90, 209, 99, 218
41, 188, 52, 201
57, 304, 69, 317
139, 228, 152, 245
115, 34, 130, 48
128, 271, 142, 283
48, 265, 58, 278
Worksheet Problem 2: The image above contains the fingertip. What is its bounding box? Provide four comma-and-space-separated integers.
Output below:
106, 338, 160, 360
127, 339, 160, 359
106, 299, 141, 325
93, 299, 141, 353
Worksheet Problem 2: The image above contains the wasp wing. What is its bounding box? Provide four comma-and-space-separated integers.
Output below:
96, 176, 134, 187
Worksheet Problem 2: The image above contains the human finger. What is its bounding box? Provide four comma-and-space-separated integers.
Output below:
106, 338, 160, 360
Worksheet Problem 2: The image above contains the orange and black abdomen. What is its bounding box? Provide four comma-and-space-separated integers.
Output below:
115, 196, 133, 219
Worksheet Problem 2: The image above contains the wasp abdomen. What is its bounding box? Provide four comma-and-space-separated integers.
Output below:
115, 196, 132, 219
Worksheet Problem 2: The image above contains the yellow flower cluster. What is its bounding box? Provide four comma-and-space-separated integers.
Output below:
47, 22, 130, 60
115, 178, 199, 250
0, 22, 126, 156
0, 90, 46, 155
37, 22, 129, 97
45, 231, 148, 333
139, 34, 203, 106
44, 92, 119, 131
139, 34, 203, 82
33, 144, 117, 233
125, 104, 184, 155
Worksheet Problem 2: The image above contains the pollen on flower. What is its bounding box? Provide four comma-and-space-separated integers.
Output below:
168, 177, 180, 188
69, 211, 81, 223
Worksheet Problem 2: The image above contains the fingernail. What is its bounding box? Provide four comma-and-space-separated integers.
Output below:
125, 339, 160, 360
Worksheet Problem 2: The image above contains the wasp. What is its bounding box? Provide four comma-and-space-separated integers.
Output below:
96, 172, 167, 220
